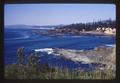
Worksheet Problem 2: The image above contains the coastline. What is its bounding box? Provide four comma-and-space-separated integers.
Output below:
35, 45, 116, 71
36, 29, 116, 37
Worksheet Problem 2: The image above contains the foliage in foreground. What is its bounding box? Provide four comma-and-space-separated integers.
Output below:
5, 64, 115, 79
5, 47, 115, 79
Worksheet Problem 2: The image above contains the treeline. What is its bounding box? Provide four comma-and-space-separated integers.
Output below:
57, 19, 116, 31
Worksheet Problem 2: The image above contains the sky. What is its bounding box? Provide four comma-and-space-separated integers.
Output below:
4, 4, 116, 26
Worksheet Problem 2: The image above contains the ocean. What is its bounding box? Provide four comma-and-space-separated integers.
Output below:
4, 28, 115, 70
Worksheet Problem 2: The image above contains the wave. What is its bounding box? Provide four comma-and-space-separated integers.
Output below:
34, 48, 54, 54
4, 30, 33, 40
34, 27, 55, 30
105, 44, 115, 47
62, 35, 84, 38
5, 34, 30, 40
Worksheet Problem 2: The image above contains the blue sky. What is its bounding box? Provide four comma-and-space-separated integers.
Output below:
4, 4, 116, 26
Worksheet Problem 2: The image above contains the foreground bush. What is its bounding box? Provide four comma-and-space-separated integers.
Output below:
5, 64, 115, 79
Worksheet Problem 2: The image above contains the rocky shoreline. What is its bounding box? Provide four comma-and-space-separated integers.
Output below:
34, 28, 116, 37
35, 45, 116, 71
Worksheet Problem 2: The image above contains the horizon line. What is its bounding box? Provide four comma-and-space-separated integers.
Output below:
5, 18, 116, 26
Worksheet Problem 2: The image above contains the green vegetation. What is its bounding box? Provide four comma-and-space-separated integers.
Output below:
57, 19, 115, 31
5, 47, 115, 79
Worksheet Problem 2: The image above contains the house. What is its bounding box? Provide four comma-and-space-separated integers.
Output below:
96, 27, 116, 35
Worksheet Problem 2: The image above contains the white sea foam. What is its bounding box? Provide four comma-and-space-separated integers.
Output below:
105, 44, 115, 47
34, 48, 54, 54
22, 34, 30, 39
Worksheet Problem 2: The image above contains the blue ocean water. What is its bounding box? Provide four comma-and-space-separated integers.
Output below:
4, 28, 115, 70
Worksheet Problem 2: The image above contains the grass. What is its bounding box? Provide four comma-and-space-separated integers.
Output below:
5, 64, 115, 79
